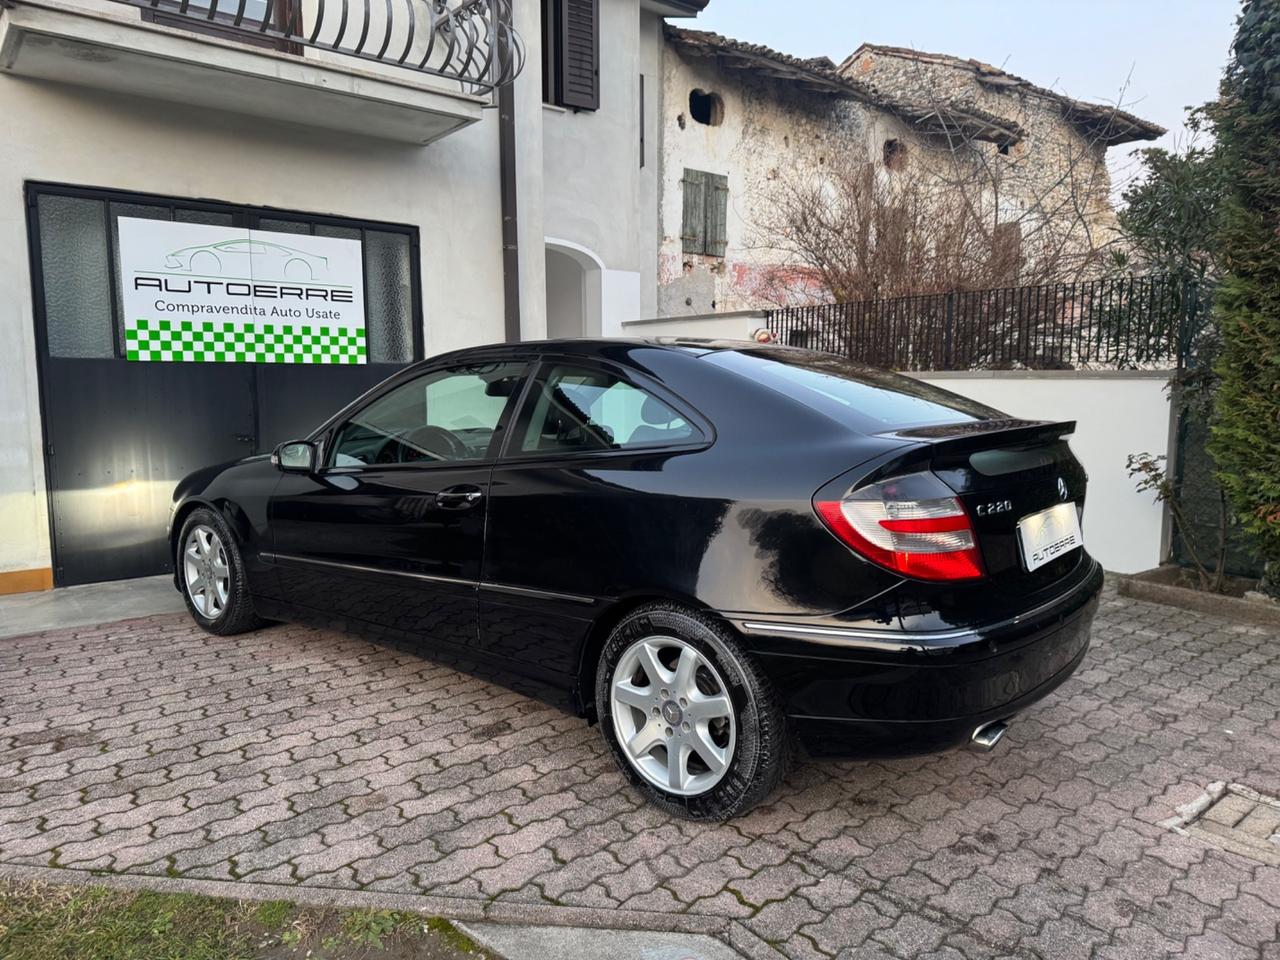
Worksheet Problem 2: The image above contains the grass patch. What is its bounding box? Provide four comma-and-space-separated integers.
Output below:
0, 881, 494, 960
339, 909, 408, 949
422, 917, 483, 953
250, 901, 291, 932
0, 883, 251, 960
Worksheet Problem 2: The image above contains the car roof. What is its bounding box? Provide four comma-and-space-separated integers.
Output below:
414, 337, 864, 387
309, 338, 770, 442
315, 337, 1000, 444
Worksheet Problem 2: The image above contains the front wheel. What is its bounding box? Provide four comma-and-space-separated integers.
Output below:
177, 507, 266, 636
595, 603, 790, 820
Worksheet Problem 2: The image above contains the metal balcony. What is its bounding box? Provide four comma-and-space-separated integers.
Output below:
108, 0, 524, 97
1, 0, 525, 142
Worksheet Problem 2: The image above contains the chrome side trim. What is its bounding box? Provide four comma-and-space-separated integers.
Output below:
741, 561, 1100, 649
267, 552, 474, 588
739, 622, 953, 649
262, 551, 597, 605
478, 582, 597, 606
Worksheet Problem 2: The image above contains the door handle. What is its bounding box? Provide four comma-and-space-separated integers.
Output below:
436, 485, 484, 509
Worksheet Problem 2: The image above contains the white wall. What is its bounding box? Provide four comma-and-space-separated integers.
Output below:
545, 247, 586, 338
0, 77, 507, 577
913, 371, 1172, 574
621, 310, 765, 340
637, 15, 663, 321
513, 0, 548, 342
540, 0, 659, 330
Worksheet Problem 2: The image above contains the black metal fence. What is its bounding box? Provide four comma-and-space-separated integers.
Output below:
765, 275, 1200, 371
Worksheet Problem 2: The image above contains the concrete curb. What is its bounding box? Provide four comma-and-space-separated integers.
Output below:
1114, 574, 1280, 628
1157, 781, 1280, 868
0, 862, 732, 936
456, 920, 754, 960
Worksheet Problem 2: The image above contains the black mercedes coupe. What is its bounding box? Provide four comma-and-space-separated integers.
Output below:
170, 339, 1102, 819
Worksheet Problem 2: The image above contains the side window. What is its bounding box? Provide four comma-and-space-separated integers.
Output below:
331, 362, 525, 466
519, 364, 697, 455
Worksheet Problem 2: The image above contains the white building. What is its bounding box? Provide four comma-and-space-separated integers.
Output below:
0, 0, 706, 592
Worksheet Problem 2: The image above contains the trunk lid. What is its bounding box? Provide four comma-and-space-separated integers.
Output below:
884, 419, 1089, 595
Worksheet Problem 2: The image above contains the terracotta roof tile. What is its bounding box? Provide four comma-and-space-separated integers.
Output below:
665, 26, 1026, 146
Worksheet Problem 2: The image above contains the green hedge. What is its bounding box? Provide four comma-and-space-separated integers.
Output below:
1208, 0, 1280, 592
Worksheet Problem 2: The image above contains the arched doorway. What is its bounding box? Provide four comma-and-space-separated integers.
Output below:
544, 239, 603, 339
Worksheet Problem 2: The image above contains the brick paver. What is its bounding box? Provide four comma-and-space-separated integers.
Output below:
1, 587, 1278, 958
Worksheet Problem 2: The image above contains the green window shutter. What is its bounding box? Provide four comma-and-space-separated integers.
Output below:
705, 173, 729, 258
681, 169, 707, 254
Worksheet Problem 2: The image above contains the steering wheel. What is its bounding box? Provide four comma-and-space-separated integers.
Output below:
378, 425, 471, 464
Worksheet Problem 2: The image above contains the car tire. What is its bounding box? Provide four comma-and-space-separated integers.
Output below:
595, 602, 790, 820
176, 507, 266, 636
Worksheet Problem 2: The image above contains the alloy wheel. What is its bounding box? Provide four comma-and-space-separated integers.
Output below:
609, 635, 737, 796
183, 524, 230, 620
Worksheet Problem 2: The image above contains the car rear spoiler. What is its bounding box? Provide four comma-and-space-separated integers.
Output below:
878, 419, 1077, 457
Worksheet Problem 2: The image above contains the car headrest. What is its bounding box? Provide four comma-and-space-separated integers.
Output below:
640, 394, 675, 426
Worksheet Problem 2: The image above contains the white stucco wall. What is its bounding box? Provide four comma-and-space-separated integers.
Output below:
637, 13, 663, 322
621, 310, 765, 340
913, 371, 1172, 575
0, 74, 507, 577
512, 0, 548, 343
545, 248, 586, 339
539, 0, 660, 331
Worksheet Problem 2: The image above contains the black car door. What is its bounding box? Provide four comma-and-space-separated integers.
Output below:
268, 358, 529, 649
480, 358, 711, 676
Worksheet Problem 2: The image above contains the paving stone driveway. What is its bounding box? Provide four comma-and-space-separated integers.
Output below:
2, 587, 1279, 959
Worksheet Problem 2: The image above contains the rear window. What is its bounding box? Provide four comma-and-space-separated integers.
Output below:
705, 348, 1002, 432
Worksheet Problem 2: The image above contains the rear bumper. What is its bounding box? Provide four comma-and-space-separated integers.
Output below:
736, 561, 1103, 758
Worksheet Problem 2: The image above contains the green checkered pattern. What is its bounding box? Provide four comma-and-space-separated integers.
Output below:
124, 319, 367, 364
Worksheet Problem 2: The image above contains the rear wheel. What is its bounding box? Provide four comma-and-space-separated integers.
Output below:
595, 603, 789, 820
177, 507, 265, 635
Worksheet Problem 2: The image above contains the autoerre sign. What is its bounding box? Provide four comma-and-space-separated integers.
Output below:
118, 218, 367, 364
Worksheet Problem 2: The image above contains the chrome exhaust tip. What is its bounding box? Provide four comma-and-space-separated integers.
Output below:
970, 719, 1010, 751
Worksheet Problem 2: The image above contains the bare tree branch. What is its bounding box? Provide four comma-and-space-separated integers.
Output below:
748, 61, 1143, 305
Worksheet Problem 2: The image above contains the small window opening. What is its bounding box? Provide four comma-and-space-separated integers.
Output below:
689, 89, 724, 126
883, 139, 908, 171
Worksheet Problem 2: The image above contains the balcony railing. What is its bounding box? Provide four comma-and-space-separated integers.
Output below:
108, 0, 524, 96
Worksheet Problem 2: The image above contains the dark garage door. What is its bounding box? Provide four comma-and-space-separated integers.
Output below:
27, 183, 424, 586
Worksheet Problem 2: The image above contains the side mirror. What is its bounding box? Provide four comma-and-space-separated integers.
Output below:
272, 440, 316, 473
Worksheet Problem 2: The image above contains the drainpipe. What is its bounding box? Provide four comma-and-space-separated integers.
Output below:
498, 76, 521, 343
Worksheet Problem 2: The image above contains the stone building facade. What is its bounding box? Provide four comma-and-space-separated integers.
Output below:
656, 30, 1164, 317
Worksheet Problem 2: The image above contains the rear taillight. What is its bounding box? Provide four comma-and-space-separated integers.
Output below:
815, 471, 984, 581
